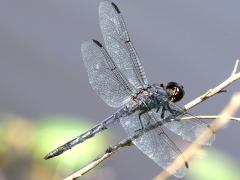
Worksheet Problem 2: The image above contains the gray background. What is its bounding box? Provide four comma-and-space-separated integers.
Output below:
0, 0, 240, 179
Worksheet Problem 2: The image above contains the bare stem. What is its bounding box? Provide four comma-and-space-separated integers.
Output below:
64, 60, 240, 180
155, 93, 240, 180
64, 139, 133, 180
181, 115, 240, 122
184, 59, 240, 110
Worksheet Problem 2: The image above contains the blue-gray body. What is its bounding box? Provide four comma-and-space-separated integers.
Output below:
44, 84, 172, 159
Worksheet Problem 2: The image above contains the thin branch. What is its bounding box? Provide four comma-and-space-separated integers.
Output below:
231, 59, 239, 75
64, 60, 240, 180
181, 115, 240, 122
64, 139, 133, 180
155, 92, 240, 180
64, 115, 240, 180
184, 59, 240, 110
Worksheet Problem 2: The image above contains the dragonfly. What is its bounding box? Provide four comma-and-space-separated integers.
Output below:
45, 1, 215, 177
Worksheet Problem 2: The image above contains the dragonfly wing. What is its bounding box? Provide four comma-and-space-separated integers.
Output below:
120, 111, 187, 178
157, 102, 215, 145
81, 40, 136, 107
99, 1, 148, 89
164, 116, 215, 146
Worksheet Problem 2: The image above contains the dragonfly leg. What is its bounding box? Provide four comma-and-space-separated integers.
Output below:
138, 111, 145, 130
160, 102, 183, 123
155, 102, 166, 119
160, 105, 166, 119
134, 110, 148, 132
166, 103, 182, 116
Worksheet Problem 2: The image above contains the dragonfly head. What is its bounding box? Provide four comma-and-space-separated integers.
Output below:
165, 82, 185, 102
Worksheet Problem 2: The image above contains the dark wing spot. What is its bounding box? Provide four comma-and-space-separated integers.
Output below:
92, 39, 103, 47
111, 2, 121, 13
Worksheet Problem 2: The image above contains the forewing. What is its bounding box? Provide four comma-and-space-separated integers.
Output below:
159, 102, 215, 145
99, 1, 148, 89
81, 40, 136, 107
120, 111, 187, 178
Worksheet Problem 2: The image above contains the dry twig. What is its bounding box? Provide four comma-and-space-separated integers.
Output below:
64, 116, 240, 180
64, 60, 240, 180
155, 92, 240, 180
181, 115, 240, 122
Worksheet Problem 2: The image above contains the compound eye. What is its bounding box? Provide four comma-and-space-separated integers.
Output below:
166, 82, 185, 102
173, 87, 184, 102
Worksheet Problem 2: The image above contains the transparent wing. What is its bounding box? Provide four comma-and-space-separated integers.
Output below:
81, 40, 137, 107
156, 101, 215, 145
99, 1, 148, 89
120, 111, 187, 178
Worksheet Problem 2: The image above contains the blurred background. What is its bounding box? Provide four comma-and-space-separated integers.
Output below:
0, 0, 240, 179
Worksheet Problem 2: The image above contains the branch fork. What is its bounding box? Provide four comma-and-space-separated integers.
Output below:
64, 60, 240, 180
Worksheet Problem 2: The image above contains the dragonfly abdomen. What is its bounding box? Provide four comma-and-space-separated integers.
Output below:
44, 113, 120, 160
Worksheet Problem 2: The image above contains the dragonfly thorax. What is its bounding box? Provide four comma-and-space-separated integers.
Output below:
127, 82, 184, 113
127, 84, 169, 111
